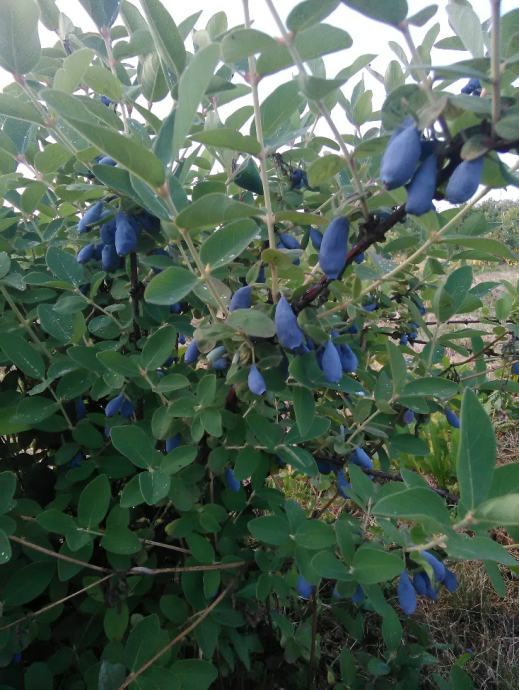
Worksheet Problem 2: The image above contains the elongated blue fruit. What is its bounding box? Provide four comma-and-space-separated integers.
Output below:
68, 452, 84, 469
165, 434, 181, 453
76, 243, 97, 264
406, 152, 437, 216
101, 95, 113, 106
75, 398, 87, 421
461, 78, 481, 95
398, 571, 417, 615
100, 220, 116, 244
248, 364, 266, 395
278, 232, 301, 250
354, 252, 365, 264
98, 156, 117, 166
317, 459, 333, 474
309, 228, 323, 250
363, 302, 378, 312
442, 568, 458, 592
295, 574, 314, 599
351, 585, 365, 604
445, 157, 484, 204
101, 243, 119, 272
120, 397, 134, 419
412, 572, 428, 596
320, 340, 342, 383
347, 324, 359, 335
402, 409, 415, 425
212, 357, 228, 371
78, 201, 104, 233
105, 392, 124, 417
225, 467, 241, 492
380, 122, 421, 189
338, 343, 358, 373
336, 468, 351, 498
170, 303, 181, 314
229, 285, 252, 311
290, 169, 307, 189
275, 296, 304, 350
184, 340, 199, 364
420, 550, 446, 582
350, 447, 373, 470
319, 217, 349, 279
512, 362, 519, 375
399, 334, 409, 345
444, 408, 460, 429
115, 212, 138, 256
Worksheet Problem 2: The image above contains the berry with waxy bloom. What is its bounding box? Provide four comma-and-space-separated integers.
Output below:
336, 468, 351, 498
351, 585, 365, 604
398, 571, 417, 615
115, 212, 138, 256
278, 232, 301, 250
76, 243, 97, 264
420, 550, 446, 582
309, 227, 323, 250
512, 361, 519, 375
337, 343, 358, 373
319, 217, 349, 280
225, 467, 241, 492
350, 447, 373, 470
295, 574, 314, 599
405, 151, 437, 216
229, 285, 252, 311
320, 340, 342, 383
101, 243, 119, 272
275, 296, 304, 350
445, 157, 484, 204
442, 568, 458, 592
100, 220, 116, 244
165, 434, 181, 453
248, 364, 266, 395
380, 120, 421, 189
402, 409, 415, 425
184, 340, 199, 364
105, 392, 125, 417
444, 407, 460, 429
78, 201, 104, 233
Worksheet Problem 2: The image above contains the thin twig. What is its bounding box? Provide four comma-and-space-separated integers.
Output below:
490, 0, 502, 136
9, 535, 110, 573
243, 0, 280, 302
0, 574, 113, 632
119, 577, 238, 689
307, 592, 319, 690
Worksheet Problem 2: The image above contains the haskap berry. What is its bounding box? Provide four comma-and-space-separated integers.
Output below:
398, 571, 417, 615
295, 574, 314, 599
350, 447, 373, 471
444, 407, 460, 429
337, 343, 358, 373
225, 467, 241, 492
101, 243, 119, 272
309, 227, 323, 250
78, 201, 104, 233
320, 340, 343, 383
115, 212, 138, 256
278, 232, 301, 250
405, 151, 437, 216
229, 285, 252, 311
319, 217, 349, 280
248, 364, 266, 395
76, 243, 97, 264
380, 119, 421, 190
275, 296, 304, 350
184, 339, 199, 364
445, 157, 484, 204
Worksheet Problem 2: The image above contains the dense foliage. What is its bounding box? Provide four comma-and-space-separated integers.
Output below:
0, 0, 518, 688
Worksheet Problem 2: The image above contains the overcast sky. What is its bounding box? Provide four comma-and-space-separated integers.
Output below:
0, 0, 517, 201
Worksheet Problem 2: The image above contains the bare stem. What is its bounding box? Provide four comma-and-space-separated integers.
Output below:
100, 26, 129, 133
180, 228, 228, 315
263, 0, 370, 220
490, 0, 502, 135
243, 0, 280, 302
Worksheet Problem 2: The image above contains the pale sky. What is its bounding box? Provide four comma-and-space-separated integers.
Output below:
1, 0, 518, 201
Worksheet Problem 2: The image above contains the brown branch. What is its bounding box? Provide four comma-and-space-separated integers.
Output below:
9, 535, 110, 574
129, 561, 246, 575
129, 251, 142, 342
119, 577, 238, 689
307, 592, 319, 690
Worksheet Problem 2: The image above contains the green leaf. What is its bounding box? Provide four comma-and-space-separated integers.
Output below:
0, 471, 17, 514
139, 469, 171, 505
0, 252, 10, 280
386, 341, 407, 394
446, 0, 485, 58
83, 65, 123, 101
221, 28, 276, 64
38, 304, 76, 343
191, 128, 261, 155
101, 526, 141, 555
294, 520, 336, 550
441, 236, 517, 260
172, 43, 220, 161
475, 493, 519, 526
373, 486, 450, 524
34, 143, 72, 173
161, 445, 198, 475
300, 75, 346, 99
341, 0, 408, 26
14, 396, 58, 424
352, 546, 403, 584
175, 193, 259, 231
46, 246, 85, 286
78, 474, 111, 528
42, 90, 165, 189
248, 515, 290, 545
78, 0, 120, 28
456, 387, 495, 510
447, 533, 517, 565
276, 445, 318, 476
310, 550, 350, 580
432, 265, 473, 322
3, 562, 55, 606
97, 351, 140, 378
0, 333, 45, 380
307, 154, 345, 186
111, 425, 160, 469
0, 0, 41, 75
401, 377, 459, 399
169, 659, 217, 690
0, 529, 12, 564
141, 325, 177, 370
287, 0, 340, 32
200, 218, 260, 270
140, 0, 186, 78
0, 93, 45, 125
293, 387, 315, 436
226, 310, 275, 338
144, 266, 198, 305
259, 81, 303, 138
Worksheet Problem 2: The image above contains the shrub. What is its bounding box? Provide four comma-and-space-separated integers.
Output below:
0, 1, 518, 688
